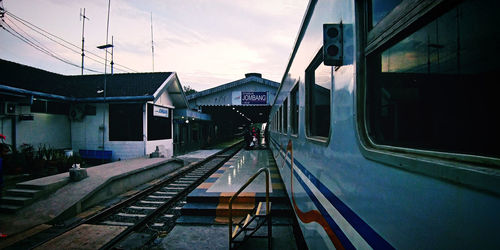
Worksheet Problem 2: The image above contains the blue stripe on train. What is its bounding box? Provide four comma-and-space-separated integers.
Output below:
271, 137, 394, 249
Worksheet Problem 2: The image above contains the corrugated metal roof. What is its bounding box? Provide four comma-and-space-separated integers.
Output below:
0, 59, 172, 98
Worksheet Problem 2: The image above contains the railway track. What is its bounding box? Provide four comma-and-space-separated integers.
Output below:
16, 143, 242, 250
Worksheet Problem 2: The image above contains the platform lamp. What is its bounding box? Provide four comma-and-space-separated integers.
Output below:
96, 0, 112, 163
97, 43, 113, 155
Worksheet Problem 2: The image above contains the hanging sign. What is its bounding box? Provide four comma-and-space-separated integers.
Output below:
241, 92, 267, 105
153, 106, 169, 118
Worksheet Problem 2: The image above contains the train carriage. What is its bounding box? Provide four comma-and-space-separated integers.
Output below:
269, 0, 500, 249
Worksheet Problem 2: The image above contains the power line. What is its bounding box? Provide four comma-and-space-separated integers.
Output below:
7, 14, 130, 73
1, 18, 103, 73
5, 11, 134, 73
4, 10, 139, 73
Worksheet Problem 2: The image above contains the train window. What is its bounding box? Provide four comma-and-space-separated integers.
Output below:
274, 112, 277, 132
306, 49, 331, 139
272, 113, 275, 131
278, 106, 282, 133
290, 85, 299, 135
366, 0, 500, 158
370, 0, 402, 28
283, 98, 288, 134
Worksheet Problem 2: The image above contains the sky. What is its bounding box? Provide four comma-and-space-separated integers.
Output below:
0, 0, 308, 91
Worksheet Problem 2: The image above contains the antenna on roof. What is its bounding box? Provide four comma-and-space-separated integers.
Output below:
151, 12, 155, 72
0, 0, 5, 19
80, 8, 89, 75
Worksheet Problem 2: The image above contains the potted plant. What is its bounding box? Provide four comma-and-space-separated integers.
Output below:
32, 145, 47, 176
0, 133, 11, 196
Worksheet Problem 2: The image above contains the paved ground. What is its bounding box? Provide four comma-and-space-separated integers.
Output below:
0, 157, 176, 237
0, 140, 242, 248
153, 224, 298, 250
208, 149, 273, 193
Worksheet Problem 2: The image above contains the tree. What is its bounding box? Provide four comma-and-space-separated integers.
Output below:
183, 85, 197, 96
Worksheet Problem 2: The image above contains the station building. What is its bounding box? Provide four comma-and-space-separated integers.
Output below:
0, 60, 278, 161
186, 73, 279, 141
0, 59, 206, 160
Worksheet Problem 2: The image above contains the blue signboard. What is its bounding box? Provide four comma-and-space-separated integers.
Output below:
241, 92, 267, 105
153, 105, 169, 118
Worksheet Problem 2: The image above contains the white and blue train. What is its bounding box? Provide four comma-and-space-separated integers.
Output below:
268, 0, 500, 249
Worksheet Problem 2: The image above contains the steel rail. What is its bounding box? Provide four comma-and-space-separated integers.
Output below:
27, 141, 242, 250
100, 142, 242, 249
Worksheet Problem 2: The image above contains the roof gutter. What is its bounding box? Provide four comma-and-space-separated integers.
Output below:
0, 84, 72, 102
0, 84, 154, 103
78, 96, 154, 103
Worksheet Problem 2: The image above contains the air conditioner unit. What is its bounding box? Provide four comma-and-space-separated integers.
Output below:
3, 102, 17, 114
69, 104, 85, 121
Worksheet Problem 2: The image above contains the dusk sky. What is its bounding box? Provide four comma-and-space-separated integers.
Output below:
0, 0, 308, 91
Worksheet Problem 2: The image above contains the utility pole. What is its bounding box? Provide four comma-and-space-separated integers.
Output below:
111, 36, 114, 74
80, 8, 89, 75
97, 0, 112, 152
0, 0, 5, 19
151, 12, 155, 72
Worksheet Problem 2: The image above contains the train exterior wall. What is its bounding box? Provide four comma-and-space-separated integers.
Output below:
269, 0, 500, 249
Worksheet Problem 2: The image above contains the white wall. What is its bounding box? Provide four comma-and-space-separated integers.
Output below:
71, 89, 176, 161
154, 90, 174, 107
146, 139, 173, 158
71, 103, 146, 161
71, 103, 106, 155
1, 105, 71, 150
106, 141, 146, 160
145, 89, 175, 158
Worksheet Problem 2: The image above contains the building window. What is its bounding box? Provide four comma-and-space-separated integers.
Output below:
290, 85, 299, 135
31, 100, 69, 115
306, 49, 331, 139
283, 98, 288, 134
366, 0, 499, 158
147, 104, 172, 140
109, 103, 143, 141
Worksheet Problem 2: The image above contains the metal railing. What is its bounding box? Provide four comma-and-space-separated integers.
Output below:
228, 167, 271, 249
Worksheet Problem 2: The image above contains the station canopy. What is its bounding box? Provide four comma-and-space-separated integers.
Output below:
187, 73, 279, 125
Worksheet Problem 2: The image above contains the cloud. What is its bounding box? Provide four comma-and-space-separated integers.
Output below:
0, 0, 308, 90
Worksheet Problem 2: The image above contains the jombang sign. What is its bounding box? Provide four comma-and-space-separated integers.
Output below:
153, 105, 169, 118
241, 92, 267, 105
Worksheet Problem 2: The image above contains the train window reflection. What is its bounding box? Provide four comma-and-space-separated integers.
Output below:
371, 0, 402, 27
306, 50, 331, 139
367, 0, 500, 158
290, 85, 299, 135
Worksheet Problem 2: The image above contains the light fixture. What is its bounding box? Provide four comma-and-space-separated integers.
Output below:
97, 44, 113, 49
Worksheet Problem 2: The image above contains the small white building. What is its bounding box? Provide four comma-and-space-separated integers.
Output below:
0, 59, 189, 160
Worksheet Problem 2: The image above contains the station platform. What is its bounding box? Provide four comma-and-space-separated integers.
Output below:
0, 143, 237, 246
155, 148, 300, 249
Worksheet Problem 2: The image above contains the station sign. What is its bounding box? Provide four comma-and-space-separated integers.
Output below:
153, 105, 169, 118
241, 92, 267, 105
